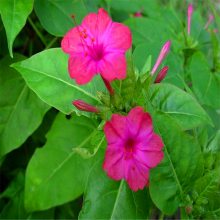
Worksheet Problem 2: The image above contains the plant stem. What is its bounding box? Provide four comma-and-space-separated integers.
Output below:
46, 37, 59, 49
28, 17, 47, 47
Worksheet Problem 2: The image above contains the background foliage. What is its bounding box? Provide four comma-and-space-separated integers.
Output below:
0, 0, 220, 219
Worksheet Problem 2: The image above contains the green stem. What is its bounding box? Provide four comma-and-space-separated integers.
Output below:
46, 37, 59, 49
28, 17, 47, 46
159, 212, 164, 220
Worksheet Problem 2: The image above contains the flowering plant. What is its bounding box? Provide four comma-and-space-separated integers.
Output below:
0, 1, 220, 219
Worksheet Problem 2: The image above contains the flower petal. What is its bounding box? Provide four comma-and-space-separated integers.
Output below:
127, 106, 153, 137
137, 133, 164, 151
104, 114, 127, 144
99, 53, 126, 81
125, 160, 149, 191
103, 143, 124, 180
134, 149, 164, 168
61, 27, 84, 54
105, 22, 132, 51
68, 55, 96, 85
82, 8, 112, 39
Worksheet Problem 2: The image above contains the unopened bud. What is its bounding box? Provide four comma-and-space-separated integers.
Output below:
187, 4, 193, 35
204, 14, 214, 29
73, 100, 99, 113
155, 66, 168, 83
134, 11, 142, 17
151, 41, 171, 75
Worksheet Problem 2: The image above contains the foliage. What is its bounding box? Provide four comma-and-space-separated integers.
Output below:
0, 0, 220, 219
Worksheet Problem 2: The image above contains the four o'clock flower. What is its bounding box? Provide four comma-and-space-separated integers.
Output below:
61, 8, 132, 85
151, 41, 171, 75
103, 106, 164, 191
187, 4, 193, 35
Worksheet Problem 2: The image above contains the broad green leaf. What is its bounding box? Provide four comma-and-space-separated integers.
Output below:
0, 55, 49, 158
124, 17, 173, 46
12, 48, 105, 114
25, 113, 101, 211
149, 112, 203, 215
149, 83, 212, 130
189, 52, 220, 109
34, 0, 87, 36
0, 172, 27, 219
193, 169, 220, 219
0, 0, 34, 57
110, 0, 160, 18
73, 130, 105, 159
79, 158, 150, 219
206, 130, 220, 153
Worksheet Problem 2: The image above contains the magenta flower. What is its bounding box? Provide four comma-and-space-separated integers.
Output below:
187, 4, 193, 35
151, 41, 171, 75
61, 8, 132, 85
103, 107, 164, 191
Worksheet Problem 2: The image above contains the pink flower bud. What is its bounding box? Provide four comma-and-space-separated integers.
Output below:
187, 4, 193, 35
204, 14, 214, 29
72, 100, 99, 113
134, 11, 142, 17
151, 41, 171, 75
155, 66, 169, 83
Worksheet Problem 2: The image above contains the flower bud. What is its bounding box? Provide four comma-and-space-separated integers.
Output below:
204, 14, 214, 29
134, 11, 142, 17
155, 66, 168, 83
187, 4, 193, 35
72, 100, 99, 113
151, 41, 171, 75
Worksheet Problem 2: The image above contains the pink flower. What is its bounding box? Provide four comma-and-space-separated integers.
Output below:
151, 41, 171, 75
73, 100, 99, 113
187, 4, 193, 35
61, 8, 132, 85
155, 66, 169, 83
103, 106, 164, 191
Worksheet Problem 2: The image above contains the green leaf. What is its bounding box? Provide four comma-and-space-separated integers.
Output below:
110, 0, 160, 19
206, 130, 220, 153
149, 83, 212, 130
0, 55, 50, 158
0, 0, 34, 57
79, 158, 150, 219
73, 130, 105, 159
25, 113, 101, 211
193, 169, 220, 219
12, 48, 105, 114
189, 52, 220, 109
0, 172, 27, 219
149, 112, 203, 215
34, 0, 87, 36
125, 17, 173, 46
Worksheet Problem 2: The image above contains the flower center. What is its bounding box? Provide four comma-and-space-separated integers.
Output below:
124, 138, 136, 160
89, 44, 104, 61
77, 27, 105, 61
